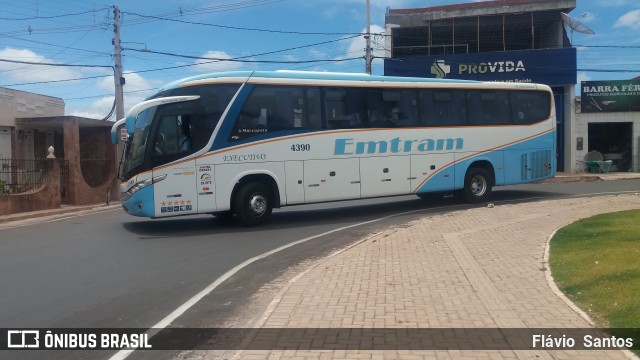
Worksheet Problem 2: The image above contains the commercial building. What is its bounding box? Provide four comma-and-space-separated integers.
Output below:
576, 80, 640, 172
384, 0, 578, 172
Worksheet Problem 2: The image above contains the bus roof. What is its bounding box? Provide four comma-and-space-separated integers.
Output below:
157, 70, 479, 93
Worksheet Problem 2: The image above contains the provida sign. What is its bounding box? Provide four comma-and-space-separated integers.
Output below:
385, 48, 576, 86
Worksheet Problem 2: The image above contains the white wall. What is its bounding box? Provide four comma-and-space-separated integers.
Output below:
0, 87, 64, 128
575, 111, 639, 172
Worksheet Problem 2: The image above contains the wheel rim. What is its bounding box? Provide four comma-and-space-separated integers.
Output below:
248, 192, 267, 217
470, 175, 487, 197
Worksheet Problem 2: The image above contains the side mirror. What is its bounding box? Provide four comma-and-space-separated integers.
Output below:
111, 118, 126, 144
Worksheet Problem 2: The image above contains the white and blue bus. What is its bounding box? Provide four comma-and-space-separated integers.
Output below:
111, 70, 555, 226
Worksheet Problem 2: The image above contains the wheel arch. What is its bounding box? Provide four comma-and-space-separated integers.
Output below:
465, 160, 496, 187
230, 173, 281, 212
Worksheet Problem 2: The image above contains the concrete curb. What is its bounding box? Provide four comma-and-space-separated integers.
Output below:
541, 175, 603, 183
544, 228, 640, 360
0, 203, 120, 225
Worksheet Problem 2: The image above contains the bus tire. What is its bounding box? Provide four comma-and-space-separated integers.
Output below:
234, 182, 273, 227
462, 167, 492, 203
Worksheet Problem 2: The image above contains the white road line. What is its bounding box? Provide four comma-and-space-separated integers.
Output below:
108, 205, 449, 360
109, 190, 640, 359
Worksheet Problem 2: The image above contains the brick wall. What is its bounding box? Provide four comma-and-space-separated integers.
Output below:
0, 159, 61, 215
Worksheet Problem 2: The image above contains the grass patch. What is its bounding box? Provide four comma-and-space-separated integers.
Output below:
549, 209, 640, 353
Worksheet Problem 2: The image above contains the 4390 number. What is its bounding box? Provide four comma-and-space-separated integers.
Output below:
291, 144, 311, 151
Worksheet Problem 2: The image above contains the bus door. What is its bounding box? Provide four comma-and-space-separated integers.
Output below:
197, 163, 216, 213
150, 113, 199, 217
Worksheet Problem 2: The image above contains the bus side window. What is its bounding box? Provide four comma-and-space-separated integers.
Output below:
229, 85, 325, 141
305, 88, 322, 129
366, 89, 391, 128
467, 90, 511, 125
229, 87, 274, 141
323, 87, 366, 129
511, 91, 550, 124
346, 88, 366, 128
450, 90, 467, 125
396, 90, 419, 127
364, 89, 417, 128
167, 83, 240, 143
324, 88, 347, 129
417, 90, 433, 126
153, 115, 189, 157
432, 91, 452, 125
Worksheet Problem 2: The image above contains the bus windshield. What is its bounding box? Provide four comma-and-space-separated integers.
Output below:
120, 107, 156, 179
118, 83, 241, 180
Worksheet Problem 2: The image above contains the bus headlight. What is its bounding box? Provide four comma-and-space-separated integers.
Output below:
122, 174, 167, 201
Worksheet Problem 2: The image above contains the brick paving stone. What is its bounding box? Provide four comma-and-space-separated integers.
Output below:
217, 195, 640, 360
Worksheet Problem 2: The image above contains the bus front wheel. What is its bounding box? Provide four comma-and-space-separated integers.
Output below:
234, 182, 273, 227
461, 167, 492, 203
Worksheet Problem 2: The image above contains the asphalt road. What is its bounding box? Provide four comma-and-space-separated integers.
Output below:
1, 179, 639, 359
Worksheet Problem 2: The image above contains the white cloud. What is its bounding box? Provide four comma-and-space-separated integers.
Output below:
339, 24, 386, 63
0, 47, 82, 83
68, 70, 160, 119
193, 50, 244, 73
577, 72, 592, 85
67, 97, 115, 119
322, 7, 342, 19
614, 9, 640, 30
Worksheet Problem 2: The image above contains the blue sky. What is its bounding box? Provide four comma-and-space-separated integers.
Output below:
0, 0, 638, 119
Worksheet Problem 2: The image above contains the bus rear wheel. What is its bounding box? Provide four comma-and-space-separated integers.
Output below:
234, 182, 273, 227
461, 167, 492, 203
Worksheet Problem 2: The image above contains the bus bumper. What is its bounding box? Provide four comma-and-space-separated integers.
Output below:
121, 184, 155, 218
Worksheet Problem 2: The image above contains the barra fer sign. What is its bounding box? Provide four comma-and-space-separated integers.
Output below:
581, 80, 640, 113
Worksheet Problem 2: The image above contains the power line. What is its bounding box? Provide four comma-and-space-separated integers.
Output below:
0, 22, 109, 37
0, 57, 112, 69
66, 88, 157, 100
0, 58, 113, 87
0, 9, 100, 21
123, 34, 363, 64
119, 0, 286, 28
0, 35, 111, 56
0, 34, 364, 86
128, 48, 363, 64
122, 11, 363, 36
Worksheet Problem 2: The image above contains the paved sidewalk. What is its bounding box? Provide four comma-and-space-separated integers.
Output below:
2, 173, 639, 359
541, 171, 640, 183
224, 194, 640, 360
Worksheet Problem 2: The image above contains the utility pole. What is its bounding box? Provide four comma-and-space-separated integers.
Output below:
112, 5, 125, 199
364, 0, 372, 74
113, 5, 125, 120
